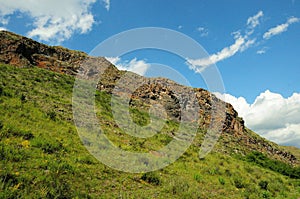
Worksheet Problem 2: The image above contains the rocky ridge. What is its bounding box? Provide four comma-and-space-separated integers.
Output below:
0, 30, 297, 165
0, 31, 86, 75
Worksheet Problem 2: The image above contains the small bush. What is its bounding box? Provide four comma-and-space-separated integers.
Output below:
21, 131, 34, 140
259, 180, 268, 190
0, 125, 34, 140
141, 172, 160, 185
261, 191, 271, 199
47, 111, 57, 121
245, 151, 300, 179
233, 177, 245, 189
20, 94, 26, 102
32, 137, 64, 154
225, 169, 232, 176
219, 177, 225, 185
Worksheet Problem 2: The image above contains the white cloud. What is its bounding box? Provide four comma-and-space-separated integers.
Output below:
263, 124, 300, 146
263, 17, 300, 40
256, 47, 268, 54
215, 91, 300, 147
214, 92, 251, 118
240, 38, 256, 52
106, 57, 150, 76
186, 11, 263, 73
0, 16, 9, 25
256, 49, 266, 55
106, 57, 121, 65
187, 36, 246, 72
187, 12, 300, 73
102, 0, 110, 11
247, 11, 263, 28
287, 17, 300, 24
0, 0, 100, 43
0, 27, 7, 31
197, 27, 208, 37
247, 10, 264, 35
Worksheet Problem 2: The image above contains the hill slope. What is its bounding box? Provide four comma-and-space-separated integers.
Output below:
0, 31, 300, 198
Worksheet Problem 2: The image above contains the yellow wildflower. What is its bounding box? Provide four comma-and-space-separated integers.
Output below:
12, 183, 21, 191
21, 140, 30, 148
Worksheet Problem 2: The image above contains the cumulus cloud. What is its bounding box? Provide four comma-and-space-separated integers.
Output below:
0, 0, 100, 42
187, 11, 263, 73
106, 57, 150, 76
215, 91, 300, 147
263, 17, 300, 40
214, 92, 251, 118
197, 27, 208, 37
0, 27, 7, 31
263, 124, 300, 147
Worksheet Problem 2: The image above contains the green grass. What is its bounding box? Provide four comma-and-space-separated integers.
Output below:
0, 63, 300, 198
244, 151, 300, 179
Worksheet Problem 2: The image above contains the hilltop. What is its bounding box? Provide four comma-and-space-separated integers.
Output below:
0, 30, 300, 198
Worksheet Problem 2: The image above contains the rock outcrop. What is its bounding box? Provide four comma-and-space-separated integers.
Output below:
0, 31, 86, 75
0, 30, 297, 165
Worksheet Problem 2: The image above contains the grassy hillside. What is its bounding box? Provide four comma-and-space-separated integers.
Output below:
1, 63, 300, 198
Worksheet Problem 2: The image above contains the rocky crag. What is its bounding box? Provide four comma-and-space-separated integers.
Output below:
0, 30, 297, 165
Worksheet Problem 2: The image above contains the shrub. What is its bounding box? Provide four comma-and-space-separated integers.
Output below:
219, 177, 225, 185
233, 177, 245, 189
141, 172, 160, 185
20, 94, 26, 102
21, 131, 34, 140
245, 151, 300, 179
225, 169, 232, 176
261, 191, 271, 199
259, 180, 268, 190
47, 111, 57, 121
32, 137, 63, 154
0, 125, 34, 140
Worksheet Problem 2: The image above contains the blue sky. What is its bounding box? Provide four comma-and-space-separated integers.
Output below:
0, 0, 300, 147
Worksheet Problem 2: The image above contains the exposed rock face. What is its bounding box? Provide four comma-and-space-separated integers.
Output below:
0, 31, 86, 75
0, 30, 297, 165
